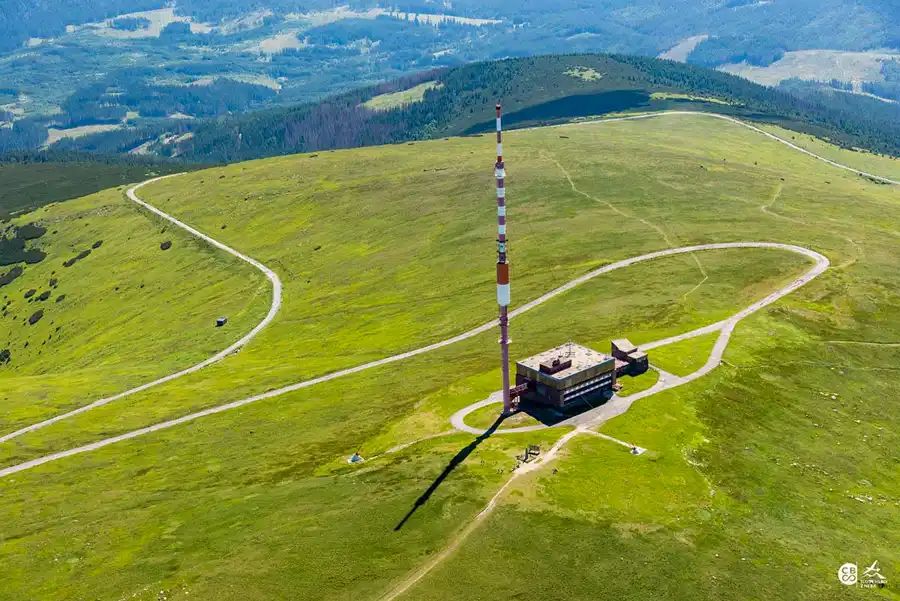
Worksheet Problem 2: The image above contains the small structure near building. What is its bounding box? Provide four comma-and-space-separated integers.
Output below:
216, 316, 228, 327
515, 342, 616, 409
611, 338, 649, 376
521, 444, 541, 462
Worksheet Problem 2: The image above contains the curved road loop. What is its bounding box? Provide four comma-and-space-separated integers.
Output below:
0, 175, 283, 444
450, 244, 829, 435
388, 243, 829, 601
0, 243, 826, 479
1, 109, 892, 476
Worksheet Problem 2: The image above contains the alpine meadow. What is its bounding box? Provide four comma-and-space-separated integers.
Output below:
4, 1, 900, 599
0, 110, 897, 600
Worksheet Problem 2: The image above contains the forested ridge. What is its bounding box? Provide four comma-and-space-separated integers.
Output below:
5, 53, 899, 177
0, 150, 189, 219
174, 54, 900, 163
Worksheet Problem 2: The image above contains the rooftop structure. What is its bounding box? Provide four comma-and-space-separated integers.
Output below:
611, 338, 637, 357
517, 343, 610, 381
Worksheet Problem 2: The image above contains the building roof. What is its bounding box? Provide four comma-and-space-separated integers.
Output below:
517, 342, 611, 381
611, 338, 637, 353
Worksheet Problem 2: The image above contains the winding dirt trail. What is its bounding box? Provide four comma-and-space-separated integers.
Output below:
558, 111, 900, 186
393, 243, 828, 601
0, 242, 828, 478
0, 110, 892, 477
0, 175, 283, 445
451, 242, 828, 437
0, 242, 825, 480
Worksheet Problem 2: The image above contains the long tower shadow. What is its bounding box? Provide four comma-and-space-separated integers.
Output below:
394, 416, 504, 531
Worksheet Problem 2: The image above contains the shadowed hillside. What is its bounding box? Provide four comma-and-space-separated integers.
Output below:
171, 54, 900, 162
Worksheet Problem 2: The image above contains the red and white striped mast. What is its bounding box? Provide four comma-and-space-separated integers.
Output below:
495, 103, 513, 415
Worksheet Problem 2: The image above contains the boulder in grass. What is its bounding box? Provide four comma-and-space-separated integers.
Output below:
28, 309, 43, 325
0, 349, 9, 364
160, 241, 172, 251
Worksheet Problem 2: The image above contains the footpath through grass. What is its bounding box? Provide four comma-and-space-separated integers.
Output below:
0, 187, 267, 432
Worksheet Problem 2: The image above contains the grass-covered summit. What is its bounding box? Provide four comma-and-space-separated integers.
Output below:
0, 113, 897, 600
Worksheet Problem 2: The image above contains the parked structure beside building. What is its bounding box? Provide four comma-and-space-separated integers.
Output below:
611, 338, 649, 375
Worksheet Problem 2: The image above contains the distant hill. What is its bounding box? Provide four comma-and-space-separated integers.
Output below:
1, 0, 896, 150
165, 54, 900, 163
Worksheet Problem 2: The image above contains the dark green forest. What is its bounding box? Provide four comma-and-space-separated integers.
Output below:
862, 60, 900, 102
173, 54, 900, 163
0, 151, 188, 219
3, 53, 899, 216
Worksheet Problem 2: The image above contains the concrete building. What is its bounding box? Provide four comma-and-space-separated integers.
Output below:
611, 338, 649, 375
515, 342, 617, 409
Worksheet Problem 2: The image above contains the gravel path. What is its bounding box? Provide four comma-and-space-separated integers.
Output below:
0, 175, 284, 444
0, 109, 879, 477
377, 427, 583, 601
0, 242, 826, 479
552, 111, 899, 186
450, 242, 829, 435
393, 242, 829, 601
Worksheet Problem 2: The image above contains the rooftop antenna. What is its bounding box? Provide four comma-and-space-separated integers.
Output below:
495, 103, 512, 415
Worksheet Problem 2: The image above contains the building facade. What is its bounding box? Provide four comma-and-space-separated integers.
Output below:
515, 342, 617, 409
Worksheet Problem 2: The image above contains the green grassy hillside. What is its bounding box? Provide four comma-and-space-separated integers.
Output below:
757, 123, 900, 182
0, 113, 897, 600
0, 187, 268, 431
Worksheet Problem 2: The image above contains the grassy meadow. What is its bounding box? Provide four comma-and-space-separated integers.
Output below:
651, 331, 719, 376
0, 114, 897, 600
757, 123, 900, 182
0, 188, 268, 431
363, 81, 443, 111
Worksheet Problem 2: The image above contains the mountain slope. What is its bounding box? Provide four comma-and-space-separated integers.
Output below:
169, 53, 900, 163
0, 186, 268, 431
0, 113, 897, 600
